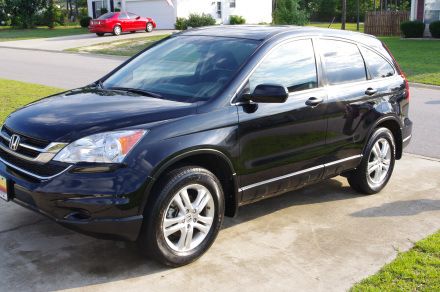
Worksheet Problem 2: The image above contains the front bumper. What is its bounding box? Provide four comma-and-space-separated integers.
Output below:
0, 160, 150, 241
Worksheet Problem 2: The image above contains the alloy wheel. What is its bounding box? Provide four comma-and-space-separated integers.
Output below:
162, 184, 215, 252
146, 23, 153, 32
367, 138, 391, 186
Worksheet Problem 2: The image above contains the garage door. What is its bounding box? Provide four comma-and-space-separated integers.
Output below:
125, 0, 176, 29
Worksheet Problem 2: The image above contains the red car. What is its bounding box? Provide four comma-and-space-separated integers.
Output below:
89, 12, 156, 36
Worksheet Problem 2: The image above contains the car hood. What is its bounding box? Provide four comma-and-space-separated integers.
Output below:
4, 88, 197, 143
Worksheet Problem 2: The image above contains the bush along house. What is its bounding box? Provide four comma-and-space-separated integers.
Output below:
87, 0, 273, 29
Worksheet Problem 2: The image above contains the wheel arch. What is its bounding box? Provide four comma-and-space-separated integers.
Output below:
364, 115, 403, 160
141, 149, 240, 218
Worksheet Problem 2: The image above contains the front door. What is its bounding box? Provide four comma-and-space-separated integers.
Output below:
237, 39, 328, 202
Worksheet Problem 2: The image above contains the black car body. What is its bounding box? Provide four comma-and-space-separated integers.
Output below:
0, 26, 412, 265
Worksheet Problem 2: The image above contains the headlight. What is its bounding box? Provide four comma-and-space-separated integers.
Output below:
53, 130, 147, 163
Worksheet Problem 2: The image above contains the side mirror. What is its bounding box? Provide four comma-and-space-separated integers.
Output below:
136, 16, 140, 20
246, 84, 289, 103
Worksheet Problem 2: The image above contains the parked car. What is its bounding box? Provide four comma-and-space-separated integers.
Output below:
88, 12, 156, 36
0, 26, 412, 267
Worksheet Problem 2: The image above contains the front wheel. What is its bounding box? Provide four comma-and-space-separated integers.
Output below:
348, 127, 396, 194
146, 22, 154, 32
138, 166, 224, 267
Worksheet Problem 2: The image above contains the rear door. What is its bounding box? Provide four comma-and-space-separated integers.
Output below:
317, 38, 376, 178
237, 38, 328, 202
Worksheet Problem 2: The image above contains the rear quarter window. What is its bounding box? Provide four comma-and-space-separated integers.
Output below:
320, 39, 367, 85
360, 47, 395, 79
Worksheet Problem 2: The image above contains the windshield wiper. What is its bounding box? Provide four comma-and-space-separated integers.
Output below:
109, 87, 163, 99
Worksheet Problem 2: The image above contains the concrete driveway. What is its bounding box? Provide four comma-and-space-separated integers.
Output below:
1, 154, 439, 291
0, 30, 174, 52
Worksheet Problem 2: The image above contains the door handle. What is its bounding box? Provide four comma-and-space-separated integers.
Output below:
305, 97, 323, 107
365, 88, 378, 96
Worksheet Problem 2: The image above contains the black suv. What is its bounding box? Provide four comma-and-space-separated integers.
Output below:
0, 26, 412, 266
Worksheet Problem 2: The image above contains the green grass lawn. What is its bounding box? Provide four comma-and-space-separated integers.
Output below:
379, 37, 440, 86
66, 34, 170, 56
0, 79, 62, 123
352, 231, 440, 291
0, 26, 88, 42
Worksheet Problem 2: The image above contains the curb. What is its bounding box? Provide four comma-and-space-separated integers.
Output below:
404, 153, 440, 162
409, 82, 440, 90
0, 46, 129, 61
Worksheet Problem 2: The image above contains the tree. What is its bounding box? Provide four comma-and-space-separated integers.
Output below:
273, 0, 309, 25
5, 0, 46, 28
46, 0, 55, 28
341, 0, 346, 29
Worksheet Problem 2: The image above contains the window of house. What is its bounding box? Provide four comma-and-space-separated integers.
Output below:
230, 0, 236, 8
249, 39, 318, 93
320, 40, 367, 85
360, 47, 395, 79
217, 2, 222, 18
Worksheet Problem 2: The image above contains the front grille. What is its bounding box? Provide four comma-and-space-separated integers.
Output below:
0, 126, 48, 159
2, 126, 50, 149
0, 148, 69, 178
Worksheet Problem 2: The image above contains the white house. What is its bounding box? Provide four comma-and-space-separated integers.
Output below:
410, 0, 440, 36
87, 0, 273, 29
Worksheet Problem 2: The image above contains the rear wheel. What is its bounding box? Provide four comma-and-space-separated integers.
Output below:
112, 25, 122, 36
348, 127, 396, 194
146, 22, 154, 32
96, 33, 104, 37
138, 166, 224, 267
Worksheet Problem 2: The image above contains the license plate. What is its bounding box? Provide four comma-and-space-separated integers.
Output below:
0, 175, 8, 201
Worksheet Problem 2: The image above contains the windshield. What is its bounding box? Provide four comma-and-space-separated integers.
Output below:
102, 36, 260, 102
97, 13, 115, 20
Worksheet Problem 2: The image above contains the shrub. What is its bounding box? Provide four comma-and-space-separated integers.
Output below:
175, 17, 187, 30
80, 16, 91, 28
429, 21, 440, 38
174, 13, 215, 30
229, 15, 245, 25
273, 0, 309, 26
186, 13, 216, 28
400, 20, 425, 38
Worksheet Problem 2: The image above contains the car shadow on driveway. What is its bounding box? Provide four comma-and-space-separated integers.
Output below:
350, 199, 440, 217
0, 178, 383, 290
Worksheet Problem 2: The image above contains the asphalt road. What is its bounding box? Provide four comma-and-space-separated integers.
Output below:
0, 48, 438, 158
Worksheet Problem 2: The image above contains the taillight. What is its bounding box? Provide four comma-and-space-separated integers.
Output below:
403, 74, 410, 100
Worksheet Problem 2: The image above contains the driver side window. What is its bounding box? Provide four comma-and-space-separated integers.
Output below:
249, 39, 318, 94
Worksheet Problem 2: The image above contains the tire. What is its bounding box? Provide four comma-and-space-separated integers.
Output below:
146, 22, 154, 33
348, 127, 396, 194
112, 25, 122, 36
138, 166, 225, 267
96, 33, 104, 37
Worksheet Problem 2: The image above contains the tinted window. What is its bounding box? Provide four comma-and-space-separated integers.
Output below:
321, 40, 366, 85
249, 39, 318, 93
118, 13, 129, 20
128, 13, 139, 19
103, 36, 259, 102
98, 13, 116, 20
361, 47, 395, 79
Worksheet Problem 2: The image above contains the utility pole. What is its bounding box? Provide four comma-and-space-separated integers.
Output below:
356, 0, 360, 31
341, 0, 347, 30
